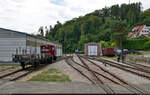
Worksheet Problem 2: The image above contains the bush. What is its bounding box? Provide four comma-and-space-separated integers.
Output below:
111, 42, 117, 47
100, 41, 116, 49
144, 41, 150, 50
123, 37, 150, 50
101, 41, 111, 48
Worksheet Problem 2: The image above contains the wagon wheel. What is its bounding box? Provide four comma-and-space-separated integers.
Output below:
21, 62, 25, 70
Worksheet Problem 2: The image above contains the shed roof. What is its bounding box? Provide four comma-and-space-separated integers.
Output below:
85, 43, 100, 45
0, 27, 61, 46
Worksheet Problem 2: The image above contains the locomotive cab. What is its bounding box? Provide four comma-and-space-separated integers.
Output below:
40, 45, 57, 62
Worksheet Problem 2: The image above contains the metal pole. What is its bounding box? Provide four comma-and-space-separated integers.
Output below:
100, 41, 103, 56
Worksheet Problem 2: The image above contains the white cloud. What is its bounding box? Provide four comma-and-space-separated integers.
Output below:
0, 0, 149, 34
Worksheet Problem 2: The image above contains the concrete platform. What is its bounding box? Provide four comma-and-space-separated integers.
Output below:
0, 81, 150, 94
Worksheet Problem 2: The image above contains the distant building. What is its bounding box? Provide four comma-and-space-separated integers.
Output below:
85, 43, 101, 56
128, 25, 150, 38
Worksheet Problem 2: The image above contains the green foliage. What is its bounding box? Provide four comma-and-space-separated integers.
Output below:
123, 37, 150, 50
138, 8, 150, 25
43, 2, 150, 53
38, 26, 44, 37
111, 42, 117, 47
101, 41, 116, 48
101, 41, 111, 48
144, 41, 150, 50
111, 20, 128, 49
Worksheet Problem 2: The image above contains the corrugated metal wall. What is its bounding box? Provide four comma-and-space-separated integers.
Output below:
26, 35, 37, 54
56, 47, 62, 56
0, 29, 26, 61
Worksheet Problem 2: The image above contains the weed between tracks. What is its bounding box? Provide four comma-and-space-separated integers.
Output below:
101, 56, 117, 61
28, 68, 71, 82
0, 64, 20, 72
0, 64, 20, 66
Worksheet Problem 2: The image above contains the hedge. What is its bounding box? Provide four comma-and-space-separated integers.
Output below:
144, 41, 150, 50
123, 37, 150, 50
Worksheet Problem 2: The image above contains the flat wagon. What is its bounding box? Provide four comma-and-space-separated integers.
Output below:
13, 44, 58, 69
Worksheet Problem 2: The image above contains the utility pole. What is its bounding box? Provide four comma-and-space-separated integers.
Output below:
129, 0, 130, 4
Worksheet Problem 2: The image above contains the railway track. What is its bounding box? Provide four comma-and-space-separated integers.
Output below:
78, 55, 128, 85
88, 56, 150, 81
65, 55, 146, 94
124, 61, 150, 72
0, 70, 32, 81
93, 56, 150, 74
0, 63, 51, 81
65, 57, 114, 93
65, 56, 95, 84
0, 66, 34, 81
78, 55, 148, 94
0, 67, 23, 78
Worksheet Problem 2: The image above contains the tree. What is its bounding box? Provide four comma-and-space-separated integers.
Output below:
110, 5, 120, 19
40, 2, 144, 53
38, 26, 44, 37
111, 20, 128, 49
139, 8, 150, 25
45, 26, 49, 39
78, 35, 88, 50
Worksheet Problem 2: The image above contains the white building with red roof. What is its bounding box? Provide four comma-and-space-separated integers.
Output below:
128, 25, 150, 38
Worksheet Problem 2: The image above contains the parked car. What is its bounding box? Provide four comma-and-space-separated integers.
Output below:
128, 49, 141, 55
78, 51, 84, 54
119, 49, 141, 55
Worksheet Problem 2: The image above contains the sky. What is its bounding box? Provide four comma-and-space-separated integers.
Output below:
0, 0, 149, 34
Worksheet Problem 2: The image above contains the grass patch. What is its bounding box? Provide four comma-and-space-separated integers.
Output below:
56, 55, 65, 60
0, 69, 5, 72
140, 51, 150, 55
0, 64, 20, 72
0, 64, 20, 66
78, 54, 84, 56
127, 53, 138, 56
101, 56, 117, 60
28, 68, 71, 82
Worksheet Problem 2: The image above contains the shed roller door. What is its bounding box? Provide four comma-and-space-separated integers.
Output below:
88, 45, 97, 56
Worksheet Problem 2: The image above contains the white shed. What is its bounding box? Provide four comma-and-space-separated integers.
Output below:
0, 28, 62, 62
85, 43, 101, 56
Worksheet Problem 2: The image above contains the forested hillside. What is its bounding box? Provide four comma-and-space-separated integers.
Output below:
43, 2, 150, 53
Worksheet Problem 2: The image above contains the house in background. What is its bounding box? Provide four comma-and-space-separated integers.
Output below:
128, 25, 150, 38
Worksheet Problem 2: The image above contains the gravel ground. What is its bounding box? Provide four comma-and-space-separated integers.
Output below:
48, 59, 91, 84
72, 55, 119, 84
135, 62, 150, 68
19, 54, 150, 85
80, 57, 126, 84
90, 59, 150, 85
18, 64, 54, 82
19, 58, 91, 83
1, 81, 150, 94
0, 81, 107, 94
